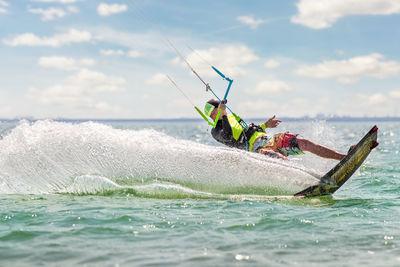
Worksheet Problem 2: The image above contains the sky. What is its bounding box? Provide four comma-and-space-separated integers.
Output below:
0, 0, 400, 119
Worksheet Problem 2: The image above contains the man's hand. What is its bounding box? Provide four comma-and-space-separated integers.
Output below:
265, 115, 281, 128
258, 148, 288, 160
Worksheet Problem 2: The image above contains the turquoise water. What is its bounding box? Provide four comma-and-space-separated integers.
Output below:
0, 120, 399, 266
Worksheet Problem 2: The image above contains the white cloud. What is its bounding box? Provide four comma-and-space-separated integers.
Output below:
27, 5, 79, 21
146, 73, 168, 85
244, 80, 291, 95
99, 49, 142, 58
127, 49, 142, 58
100, 49, 142, 58
389, 90, 400, 99
237, 15, 264, 29
181, 45, 259, 78
31, 0, 79, 3
67, 5, 79, 13
68, 69, 125, 93
3, 28, 91, 47
28, 7, 66, 21
38, 56, 95, 71
237, 97, 331, 118
366, 93, 387, 105
170, 57, 180, 65
0, 105, 12, 117
340, 92, 400, 117
239, 91, 400, 118
0, 0, 8, 14
79, 58, 95, 66
295, 53, 400, 84
238, 99, 279, 115
92, 27, 161, 55
264, 59, 280, 69
100, 49, 125, 56
166, 98, 192, 110
292, 0, 400, 29
27, 69, 125, 111
0, 91, 13, 117
97, 3, 127, 16
336, 50, 345, 56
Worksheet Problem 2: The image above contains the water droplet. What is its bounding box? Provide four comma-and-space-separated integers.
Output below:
235, 254, 250, 261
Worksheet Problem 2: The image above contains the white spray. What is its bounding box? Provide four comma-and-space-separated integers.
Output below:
0, 120, 321, 195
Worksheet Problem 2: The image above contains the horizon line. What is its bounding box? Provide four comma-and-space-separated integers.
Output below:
1, 116, 400, 122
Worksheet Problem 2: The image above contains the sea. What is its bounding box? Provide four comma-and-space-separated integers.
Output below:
0, 119, 399, 266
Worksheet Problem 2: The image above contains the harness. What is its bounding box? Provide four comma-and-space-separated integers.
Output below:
227, 115, 266, 151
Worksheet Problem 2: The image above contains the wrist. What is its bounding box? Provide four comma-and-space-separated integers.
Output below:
260, 123, 267, 130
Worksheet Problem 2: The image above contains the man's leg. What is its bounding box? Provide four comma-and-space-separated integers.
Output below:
297, 137, 345, 160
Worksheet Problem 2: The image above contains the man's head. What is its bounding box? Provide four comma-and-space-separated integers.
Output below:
204, 99, 219, 120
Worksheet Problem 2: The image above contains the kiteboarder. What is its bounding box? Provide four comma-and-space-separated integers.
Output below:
205, 99, 346, 160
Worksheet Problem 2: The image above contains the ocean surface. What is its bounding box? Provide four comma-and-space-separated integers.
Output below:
0, 120, 399, 266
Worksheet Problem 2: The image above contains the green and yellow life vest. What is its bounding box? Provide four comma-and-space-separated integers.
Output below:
226, 114, 267, 151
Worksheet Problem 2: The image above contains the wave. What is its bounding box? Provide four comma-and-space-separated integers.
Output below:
0, 120, 321, 196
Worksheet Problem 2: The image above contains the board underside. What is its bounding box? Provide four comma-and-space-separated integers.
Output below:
294, 125, 378, 197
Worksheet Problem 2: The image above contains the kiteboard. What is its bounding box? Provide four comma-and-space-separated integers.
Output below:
294, 125, 379, 197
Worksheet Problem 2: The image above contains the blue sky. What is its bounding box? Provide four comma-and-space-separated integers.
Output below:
1, 0, 400, 119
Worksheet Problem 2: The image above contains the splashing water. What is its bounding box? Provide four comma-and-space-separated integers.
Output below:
0, 120, 321, 196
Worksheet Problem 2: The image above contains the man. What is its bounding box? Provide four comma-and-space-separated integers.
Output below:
204, 99, 346, 160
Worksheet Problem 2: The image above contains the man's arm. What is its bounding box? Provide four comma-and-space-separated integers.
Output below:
260, 115, 281, 130
211, 103, 234, 143
212, 115, 233, 142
